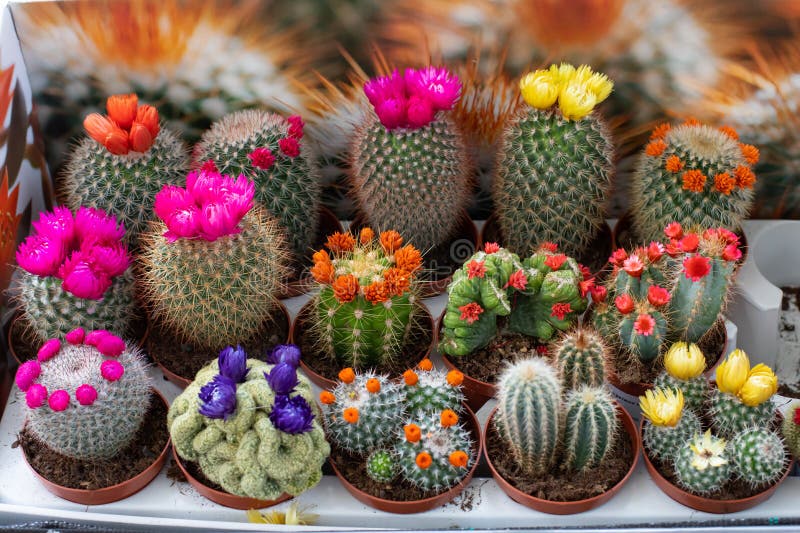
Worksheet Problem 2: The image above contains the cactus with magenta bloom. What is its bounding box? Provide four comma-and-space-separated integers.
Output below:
15, 206, 135, 341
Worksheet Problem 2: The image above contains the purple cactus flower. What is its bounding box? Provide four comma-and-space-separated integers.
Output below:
218, 345, 248, 383
198, 374, 237, 420
267, 344, 301, 367
264, 363, 298, 395
269, 394, 314, 435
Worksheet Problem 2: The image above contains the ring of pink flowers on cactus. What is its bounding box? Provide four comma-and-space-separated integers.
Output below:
15, 360, 41, 391
37, 339, 61, 362
101, 360, 125, 382
48, 390, 70, 411
26, 384, 48, 409
75, 384, 99, 406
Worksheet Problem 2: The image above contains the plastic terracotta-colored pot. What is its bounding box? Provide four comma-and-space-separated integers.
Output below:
484, 402, 640, 514
640, 418, 791, 513
21, 389, 170, 505
150, 301, 291, 389
172, 447, 292, 510
329, 405, 482, 514
291, 299, 436, 391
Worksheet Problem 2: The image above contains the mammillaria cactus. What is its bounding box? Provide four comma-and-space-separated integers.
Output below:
15, 206, 135, 340
349, 66, 473, 254
553, 327, 609, 390
138, 170, 289, 348
194, 110, 321, 260
640, 388, 701, 460
653, 342, 709, 412
168, 344, 329, 500
62, 94, 189, 246
402, 360, 465, 414
309, 229, 422, 368
494, 63, 615, 258
631, 119, 757, 243
15, 329, 151, 460
729, 428, 787, 487
782, 402, 800, 459
673, 431, 731, 495
563, 386, 618, 472
366, 449, 396, 483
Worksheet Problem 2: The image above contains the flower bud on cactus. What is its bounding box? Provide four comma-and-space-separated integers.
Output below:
782, 402, 800, 460
17, 329, 151, 460
730, 427, 787, 487
63, 95, 189, 246
366, 449, 396, 483
403, 363, 465, 414
563, 386, 618, 472
653, 342, 709, 412
711, 350, 777, 437
674, 430, 731, 495
194, 110, 321, 259
640, 388, 701, 460
168, 348, 329, 500
553, 327, 609, 390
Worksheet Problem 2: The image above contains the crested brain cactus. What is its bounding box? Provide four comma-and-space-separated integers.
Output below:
194, 110, 321, 260
62, 94, 189, 246
402, 361, 465, 414
730, 428, 787, 487
640, 388, 702, 460
138, 170, 289, 348
563, 386, 618, 472
494, 64, 615, 258
782, 402, 800, 460
309, 229, 422, 369
653, 342, 709, 412
168, 345, 329, 500
553, 327, 609, 390
631, 119, 757, 244
349, 67, 473, 253
15, 329, 152, 460
15, 206, 135, 341
673, 431, 731, 495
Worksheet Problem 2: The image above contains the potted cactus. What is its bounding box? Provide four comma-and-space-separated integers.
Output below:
320, 362, 479, 513
782, 401, 800, 476
61, 94, 189, 247
9, 206, 139, 362
483, 357, 639, 514
292, 228, 434, 388
438, 242, 589, 410
167, 344, 329, 509
138, 169, 291, 386
14, 329, 169, 504
640, 349, 791, 513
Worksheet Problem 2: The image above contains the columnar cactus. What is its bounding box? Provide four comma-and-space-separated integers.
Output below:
62, 95, 189, 246
309, 229, 422, 368
402, 361, 465, 414
674, 431, 731, 495
15, 206, 135, 340
366, 449, 396, 483
640, 388, 701, 460
138, 170, 289, 348
631, 119, 757, 243
15, 329, 151, 460
729, 428, 787, 487
349, 67, 473, 253
494, 63, 615, 257
563, 386, 618, 472
494, 358, 561, 476
194, 110, 321, 259
781, 402, 800, 459
653, 342, 709, 412
168, 345, 329, 500
553, 327, 609, 390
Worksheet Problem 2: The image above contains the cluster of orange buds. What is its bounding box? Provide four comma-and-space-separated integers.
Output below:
404, 409, 470, 470
84, 94, 160, 155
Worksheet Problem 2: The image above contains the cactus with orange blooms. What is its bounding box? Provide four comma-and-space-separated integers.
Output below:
62, 94, 189, 245
403, 360, 465, 413
310, 229, 422, 368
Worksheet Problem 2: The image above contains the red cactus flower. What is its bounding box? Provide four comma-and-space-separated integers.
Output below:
579, 264, 592, 280
278, 137, 300, 157
622, 255, 644, 277
615, 294, 635, 314
683, 255, 711, 281
287, 115, 305, 139
550, 302, 572, 320
722, 244, 742, 262
679, 233, 699, 253
466, 260, 487, 279
664, 222, 683, 240
647, 285, 671, 307
590, 285, 608, 302
505, 269, 527, 290
541, 242, 558, 252
544, 254, 567, 270
633, 313, 656, 336
458, 302, 484, 324
794, 407, 800, 425
579, 278, 595, 297
665, 239, 682, 257
609, 248, 628, 266
647, 241, 665, 262
484, 242, 500, 254
248, 147, 276, 170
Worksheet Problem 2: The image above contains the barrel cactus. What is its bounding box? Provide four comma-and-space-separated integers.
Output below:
653, 342, 709, 412
563, 386, 618, 472
674, 430, 731, 495
640, 387, 701, 461
61, 94, 189, 246
168, 345, 329, 500
729, 428, 787, 487
553, 327, 609, 390
15, 329, 151, 460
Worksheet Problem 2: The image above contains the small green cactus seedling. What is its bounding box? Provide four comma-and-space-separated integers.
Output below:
553, 327, 609, 390
563, 386, 618, 472
640, 387, 701, 461
674, 430, 731, 495
366, 449, 396, 483
729, 427, 787, 487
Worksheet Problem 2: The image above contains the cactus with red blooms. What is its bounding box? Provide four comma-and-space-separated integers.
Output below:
62, 95, 189, 245
349, 67, 473, 254
15, 206, 135, 341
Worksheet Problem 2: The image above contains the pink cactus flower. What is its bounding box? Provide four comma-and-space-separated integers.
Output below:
101, 360, 125, 381
722, 244, 742, 262
58, 251, 112, 300
154, 184, 195, 224
85, 330, 112, 347
96, 334, 125, 357
66, 328, 86, 345
405, 66, 462, 111
26, 384, 48, 409
48, 390, 70, 411
622, 254, 645, 277
37, 338, 61, 362
374, 98, 406, 130
15, 360, 41, 391
31, 206, 76, 246
247, 147, 275, 170
278, 137, 300, 158
81, 240, 130, 277
16, 235, 66, 277
647, 241, 664, 262
287, 115, 305, 139
364, 69, 406, 107
75, 384, 98, 406
406, 95, 435, 129
74, 206, 125, 244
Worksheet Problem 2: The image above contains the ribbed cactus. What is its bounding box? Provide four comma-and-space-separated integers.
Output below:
730, 428, 787, 487
310, 229, 422, 368
168, 350, 329, 500
640, 388, 702, 460
15, 329, 151, 460
631, 119, 757, 243
553, 328, 609, 390
320, 369, 405, 454
563, 386, 618, 472
403, 363, 465, 414
781, 402, 800, 459
194, 110, 321, 259
653, 343, 709, 412
494, 358, 561, 477
494, 64, 615, 258
710, 390, 775, 438
62, 95, 189, 246
674, 431, 731, 495
366, 449, 396, 483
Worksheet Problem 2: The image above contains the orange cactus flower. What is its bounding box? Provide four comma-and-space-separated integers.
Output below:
359, 227, 375, 245
319, 391, 336, 404
365, 378, 381, 393
415, 451, 432, 469
734, 165, 756, 189
135, 104, 160, 138
106, 93, 138, 129
713, 172, 735, 195
718, 125, 739, 140
313, 249, 331, 264
449, 450, 469, 468
403, 369, 419, 386
129, 122, 153, 152
446, 370, 464, 386
665, 155, 684, 173
682, 169, 707, 193
343, 407, 359, 424
383, 267, 411, 296
650, 122, 671, 140
311, 260, 335, 284
395, 244, 423, 273
332, 274, 359, 303
84, 113, 130, 155
326, 232, 356, 253
683, 117, 701, 127
338, 367, 356, 384
380, 230, 404, 253
645, 140, 668, 157
440, 409, 459, 427
364, 280, 390, 304
418, 358, 433, 371
404, 423, 421, 442
739, 143, 760, 165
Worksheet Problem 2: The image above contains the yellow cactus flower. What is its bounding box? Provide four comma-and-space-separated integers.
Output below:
558, 81, 597, 120
664, 342, 706, 380
548, 63, 577, 87
639, 387, 684, 427
738, 363, 778, 406
689, 430, 728, 471
584, 70, 613, 103
715, 349, 750, 395
519, 69, 560, 109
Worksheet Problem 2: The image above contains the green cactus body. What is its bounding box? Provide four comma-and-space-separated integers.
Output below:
618, 309, 668, 362
631, 122, 756, 244
668, 257, 734, 343
18, 270, 136, 341
494, 106, 614, 258
563, 386, 618, 472
322, 373, 405, 453
554, 328, 608, 390
195, 110, 321, 259
494, 358, 560, 476
643, 410, 701, 460
614, 267, 667, 302
404, 368, 465, 414
674, 433, 731, 495
138, 208, 288, 348
349, 113, 472, 253
26, 338, 152, 460
653, 373, 708, 413
781, 402, 800, 459
62, 130, 189, 246
710, 390, 775, 438
591, 302, 620, 343
730, 428, 787, 487
366, 449, 396, 483
168, 359, 329, 500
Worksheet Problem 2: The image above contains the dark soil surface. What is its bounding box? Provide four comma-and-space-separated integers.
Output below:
450, 332, 547, 385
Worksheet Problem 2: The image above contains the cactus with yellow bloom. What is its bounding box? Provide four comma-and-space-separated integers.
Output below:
493, 63, 614, 258
640, 387, 701, 460
673, 430, 731, 495
653, 342, 709, 412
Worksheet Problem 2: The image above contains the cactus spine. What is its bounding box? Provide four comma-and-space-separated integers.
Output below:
730, 428, 787, 487
673, 431, 731, 495
563, 386, 618, 472
553, 328, 609, 390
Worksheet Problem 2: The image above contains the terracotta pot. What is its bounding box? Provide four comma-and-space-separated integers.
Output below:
7, 312, 150, 367
150, 301, 291, 389
484, 402, 640, 514
292, 299, 436, 390
21, 389, 170, 505
640, 418, 791, 513
172, 447, 292, 510
329, 405, 482, 513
